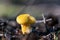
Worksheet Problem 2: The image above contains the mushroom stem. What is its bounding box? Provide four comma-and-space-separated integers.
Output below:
21, 24, 32, 35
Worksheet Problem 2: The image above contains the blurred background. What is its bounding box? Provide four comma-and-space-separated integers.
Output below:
0, 0, 60, 18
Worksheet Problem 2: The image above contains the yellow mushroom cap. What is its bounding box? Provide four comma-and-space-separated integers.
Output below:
16, 14, 30, 25
16, 14, 36, 25
29, 16, 36, 24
